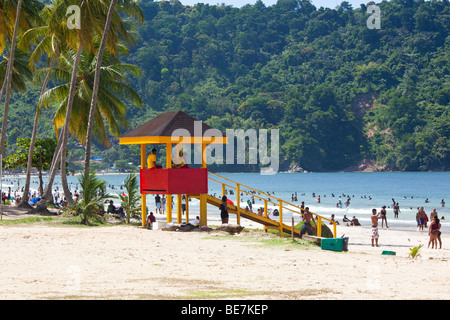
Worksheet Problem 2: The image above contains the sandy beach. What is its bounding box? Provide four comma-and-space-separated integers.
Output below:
0, 205, 449, 300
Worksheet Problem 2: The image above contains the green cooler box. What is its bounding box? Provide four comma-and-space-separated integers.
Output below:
321, 237, 348, 252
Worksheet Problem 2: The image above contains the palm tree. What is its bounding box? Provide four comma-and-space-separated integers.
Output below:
0, 0, 23, 158
0, 47, 33, 100
118, 173, 140, 224
34, 0, 141, 212
77, 170, 112, 225
83, 0, 143, 174
17, 1, 62, 208
39, 45, 142, 148
0, 0, 42, 157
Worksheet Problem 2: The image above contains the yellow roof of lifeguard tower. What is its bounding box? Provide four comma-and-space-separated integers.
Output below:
119, 110, 227, 145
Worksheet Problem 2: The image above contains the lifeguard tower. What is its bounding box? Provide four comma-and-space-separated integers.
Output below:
119, 110, 337, 239
118, 110, 227, 227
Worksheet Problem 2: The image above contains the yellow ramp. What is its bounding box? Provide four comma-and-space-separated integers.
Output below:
190, 172, 337, 238
190, 194, 302, 238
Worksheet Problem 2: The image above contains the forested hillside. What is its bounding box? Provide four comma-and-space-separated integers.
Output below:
4, 0, 450, 172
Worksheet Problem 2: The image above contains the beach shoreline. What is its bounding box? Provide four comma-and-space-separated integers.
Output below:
0, 205, 449, 300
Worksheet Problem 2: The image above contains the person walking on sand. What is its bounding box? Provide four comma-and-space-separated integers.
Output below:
220, 196, 229, 224
428, 216, 441, 249
371, 209, 381, 247
299, 207, 315, 238
380, 206, 388, 228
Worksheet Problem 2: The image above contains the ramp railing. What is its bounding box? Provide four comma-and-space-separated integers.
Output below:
207, 172, 337, 238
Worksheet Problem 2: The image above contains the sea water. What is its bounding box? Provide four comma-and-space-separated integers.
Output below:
3, 171, 449, 233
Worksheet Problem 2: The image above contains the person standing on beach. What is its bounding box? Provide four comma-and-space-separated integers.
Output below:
418, 207, 425, 231
220, 196, 229, 224
299, 207, 315, 238
371, 209, 381, 247
428, 216, 441, 249
380, 206, 388, 228
155, 194, 161, 214
393, 203, 400, 219
181, 195, 186, 215
430, 208, 438, 221
161, 195, 166, 215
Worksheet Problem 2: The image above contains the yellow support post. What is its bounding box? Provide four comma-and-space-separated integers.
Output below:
279, 200, 283, 237
222, 184, 225, 198
166, 143, 172, 224
236, 184, 241, 225
333, 221, 337, 238
199, 143, 207, 226
177, 194, 182, 224
263, 199, 268, 233
317, 216, 322, 237
185, 195, 189, 223
167, 194, 172, 224
140, 144, 146, 227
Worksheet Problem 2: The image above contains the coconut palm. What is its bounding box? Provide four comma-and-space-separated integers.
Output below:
77, 170, 112, 225
83, 0, 143, 174
16, 1, 63, 208
0, 46, 33, 98
117, 173, 140, 224
0, 0, 42, 157
39, 45, 141, 148
35, 0, 142, 211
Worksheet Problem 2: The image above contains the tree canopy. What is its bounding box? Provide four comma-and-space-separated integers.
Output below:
2, 0, 450, 172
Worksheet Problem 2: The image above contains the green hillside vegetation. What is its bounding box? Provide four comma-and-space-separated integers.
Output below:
2, 0, 450, 172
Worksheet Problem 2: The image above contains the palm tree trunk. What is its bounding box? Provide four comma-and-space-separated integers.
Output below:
33, 45, 83, 212
60, 146, 74, 206
58, 45, 84, 207
0, 0, 23, 157
19, 47, 59, 208
0, 78, 6, 106
83, 0, 118, 175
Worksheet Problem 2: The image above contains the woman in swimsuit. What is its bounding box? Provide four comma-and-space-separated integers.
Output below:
428, 216, 441, 249
380, 206, 388, 228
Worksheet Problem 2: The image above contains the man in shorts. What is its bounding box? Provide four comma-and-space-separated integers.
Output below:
371, 208, 381, 247
155, 194, 161, 214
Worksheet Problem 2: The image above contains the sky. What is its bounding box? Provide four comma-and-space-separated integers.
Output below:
176, 0, 368, 9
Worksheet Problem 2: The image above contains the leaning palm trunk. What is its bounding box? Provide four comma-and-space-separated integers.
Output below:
58, 46, 84, 208
33, 45, 83, 212
83, 0, 117, 175
0, 0, 23, 157
0, 80, 6, 106
19, 49, 59, 208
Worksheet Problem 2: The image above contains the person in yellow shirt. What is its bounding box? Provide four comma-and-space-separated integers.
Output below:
147, 148, 162, 169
